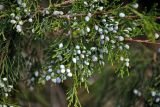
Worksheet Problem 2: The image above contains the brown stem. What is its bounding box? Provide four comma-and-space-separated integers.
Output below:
125, 38, 160, 45
58, 11, 106, 18
58, 12, 160, 20
54, 0, 75, 7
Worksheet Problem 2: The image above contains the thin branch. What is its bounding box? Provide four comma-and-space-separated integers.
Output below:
125, 38, 160, 45
58, 11, 105, 18
54, 0, 75, 7
125, 16, 160, 20
58, 12, 160, 20
156, 17, 160, 20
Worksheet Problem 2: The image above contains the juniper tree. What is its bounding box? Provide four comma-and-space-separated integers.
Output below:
0, 0, 160, 107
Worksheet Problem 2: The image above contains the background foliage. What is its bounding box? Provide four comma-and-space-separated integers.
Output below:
0, 0, 160, 107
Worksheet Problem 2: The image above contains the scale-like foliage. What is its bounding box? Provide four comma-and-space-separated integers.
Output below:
0, 0, 160, 106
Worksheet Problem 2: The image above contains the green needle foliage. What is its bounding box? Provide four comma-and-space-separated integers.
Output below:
0, 0, 160, 106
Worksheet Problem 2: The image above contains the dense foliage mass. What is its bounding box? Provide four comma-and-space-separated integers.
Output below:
0, 0, 160, 106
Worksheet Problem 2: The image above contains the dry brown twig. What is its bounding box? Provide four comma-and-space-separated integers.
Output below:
54, 0, 75, 7
125, 38, 160, 45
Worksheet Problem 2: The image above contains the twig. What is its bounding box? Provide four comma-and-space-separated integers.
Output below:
156, 17, 160, 20
58, 11, 105, 18
125, 16, 160, 20
58, 12, 160, 20
125, 38, 160, 45
54, 0, 75, 7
